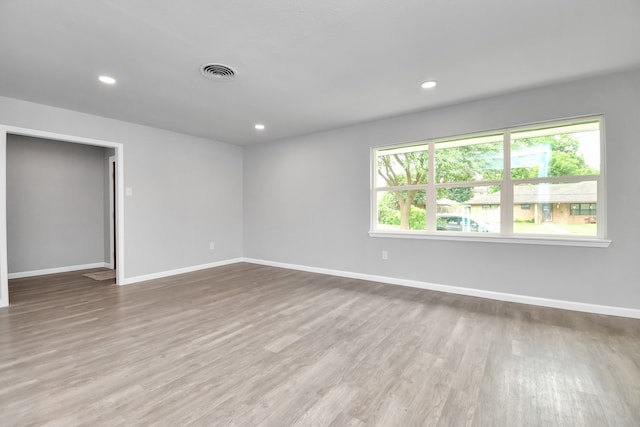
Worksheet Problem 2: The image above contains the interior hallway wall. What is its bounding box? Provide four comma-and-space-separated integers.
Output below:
7, 135, 107, 273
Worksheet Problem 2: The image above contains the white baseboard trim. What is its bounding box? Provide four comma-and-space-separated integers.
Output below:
8, 262, 111, 279
121, 258, 244, 286
241, 258, 640, 319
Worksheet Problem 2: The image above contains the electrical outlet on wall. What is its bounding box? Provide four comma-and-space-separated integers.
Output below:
209, 242, 215, 250
382, 250, 388, 260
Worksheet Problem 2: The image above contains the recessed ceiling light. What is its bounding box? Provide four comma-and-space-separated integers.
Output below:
421, 80, 437, 89
255, 124, 265, 130
99, 75, 116, 85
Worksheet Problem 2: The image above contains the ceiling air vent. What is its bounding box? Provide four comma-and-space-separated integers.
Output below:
200, 63, 236, 81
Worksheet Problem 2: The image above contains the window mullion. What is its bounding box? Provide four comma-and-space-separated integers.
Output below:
426, 141, 436, 232
501, 130, 513, 235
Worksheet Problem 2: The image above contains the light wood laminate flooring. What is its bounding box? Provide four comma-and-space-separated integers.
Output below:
1, 263, 639, 426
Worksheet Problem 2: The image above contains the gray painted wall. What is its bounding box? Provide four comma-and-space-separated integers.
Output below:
243, 68, 640, 310
7, 135, 107, 273
0, 97, 244, 279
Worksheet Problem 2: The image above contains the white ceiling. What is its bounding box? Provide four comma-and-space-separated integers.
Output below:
1, 1, 639, 145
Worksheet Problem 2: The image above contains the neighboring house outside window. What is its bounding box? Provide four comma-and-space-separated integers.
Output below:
468, 181, 597, 225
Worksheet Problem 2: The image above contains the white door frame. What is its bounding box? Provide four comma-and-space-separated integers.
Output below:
108, 155, 116, 270
0, 125, 126, 307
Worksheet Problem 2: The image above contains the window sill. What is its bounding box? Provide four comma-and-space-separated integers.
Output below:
369, 231, 611, 248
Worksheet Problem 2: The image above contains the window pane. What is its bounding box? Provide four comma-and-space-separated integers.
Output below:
376, 146, 428, 187
512, 181, 597, 236
511, 120, 600, 179
376, 190, 427, 231
438, 186, 500, 233
435, 134, 503, 183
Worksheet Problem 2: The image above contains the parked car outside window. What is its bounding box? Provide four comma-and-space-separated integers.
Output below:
436, 214, 499, 233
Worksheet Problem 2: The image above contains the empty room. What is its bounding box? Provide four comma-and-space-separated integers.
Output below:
1, 1, 639, 426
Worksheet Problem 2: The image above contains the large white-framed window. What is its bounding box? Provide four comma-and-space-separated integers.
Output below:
371, 116, 609, 247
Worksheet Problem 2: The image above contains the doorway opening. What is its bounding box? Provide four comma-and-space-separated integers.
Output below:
0, 126, 125, 308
